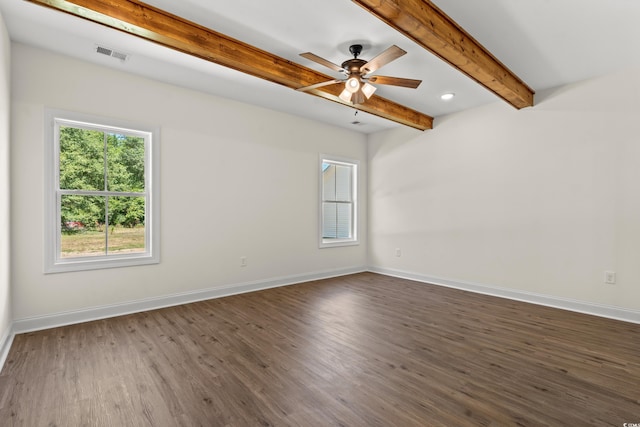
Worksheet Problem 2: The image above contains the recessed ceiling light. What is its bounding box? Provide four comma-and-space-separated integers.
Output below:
440, 93, 455, 101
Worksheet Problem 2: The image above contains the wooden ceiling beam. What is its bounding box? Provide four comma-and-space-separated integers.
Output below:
26, 0, 433, 130
352, 0, 535, 109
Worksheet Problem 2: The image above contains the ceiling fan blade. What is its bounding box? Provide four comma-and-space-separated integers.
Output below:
300, 52, 344, 73
296, 79, 344, 92
360, 45, 406, 75
368, 75, 422, 89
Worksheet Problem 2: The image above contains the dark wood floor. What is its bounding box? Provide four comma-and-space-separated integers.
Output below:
1, 272, 638, 426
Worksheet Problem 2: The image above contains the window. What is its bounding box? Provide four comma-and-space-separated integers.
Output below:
320, 156, 358, 248
44, 109, 159, 273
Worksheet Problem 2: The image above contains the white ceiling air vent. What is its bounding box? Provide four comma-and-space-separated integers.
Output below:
95, 45, 130, 62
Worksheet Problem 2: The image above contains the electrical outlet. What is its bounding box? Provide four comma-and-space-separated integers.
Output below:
604, 271, 616, 284
240, 256, 247, 267
395, 248, 402, 257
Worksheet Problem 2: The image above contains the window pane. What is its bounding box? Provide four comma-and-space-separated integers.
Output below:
60, 195, 106, 258
59, 126, 105, 190
107, 196, 146, 254
322, 163, 336, 200
335, 165, 352, 201
107, 133, 145, 192
336, 203, 352, 239
322, 163, 352, 202
322, 202, 353, 239
323, 202, 337, 238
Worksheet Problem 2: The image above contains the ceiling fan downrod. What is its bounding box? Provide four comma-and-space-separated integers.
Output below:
349, 44, 363, 58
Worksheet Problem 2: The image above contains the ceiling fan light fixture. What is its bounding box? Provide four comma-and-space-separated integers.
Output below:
345, 77, 361, 94
352, 90, 366, 105
362, 82, 376, 99
339, 88, 352, 103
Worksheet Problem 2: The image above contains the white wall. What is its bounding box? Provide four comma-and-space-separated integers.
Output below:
10, 39, 639, 325
369, 68, 640, 311
0, 12, 11, 344
11, 43, 367, 321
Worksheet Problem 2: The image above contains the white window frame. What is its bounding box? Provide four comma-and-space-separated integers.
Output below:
319, 154, 359, 248
44, 108, 160, 273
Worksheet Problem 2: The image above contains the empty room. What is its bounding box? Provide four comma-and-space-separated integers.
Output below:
0, 0, 639, 425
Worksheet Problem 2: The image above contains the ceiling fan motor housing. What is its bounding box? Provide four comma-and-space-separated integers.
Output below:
343, 44, 367, 76
342, 58, 367, 76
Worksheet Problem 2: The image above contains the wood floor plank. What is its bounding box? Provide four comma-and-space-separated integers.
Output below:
1, 272, 639, 426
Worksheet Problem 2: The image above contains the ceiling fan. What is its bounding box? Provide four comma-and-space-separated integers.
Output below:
297, 44, 422, 105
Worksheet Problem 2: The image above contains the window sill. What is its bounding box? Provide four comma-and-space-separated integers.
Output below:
44, 253, 159, 274
319, 239, 360, 249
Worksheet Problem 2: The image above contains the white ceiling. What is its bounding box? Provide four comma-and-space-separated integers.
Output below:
2, 0, 640, 133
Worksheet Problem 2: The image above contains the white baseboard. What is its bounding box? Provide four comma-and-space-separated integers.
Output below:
12, 266, 367, 334
369, 266, 640, 324
0, 324, 14, 372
